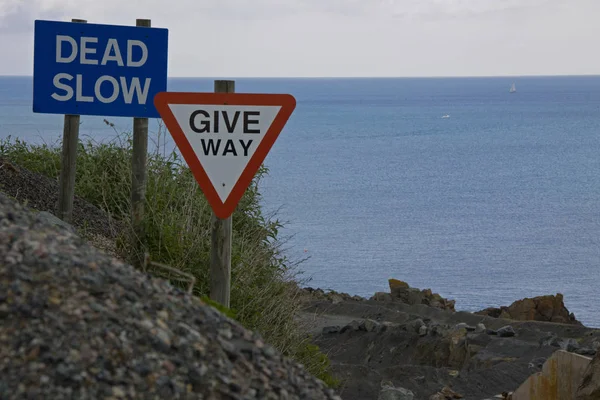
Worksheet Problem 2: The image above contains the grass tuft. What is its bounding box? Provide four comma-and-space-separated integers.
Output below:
0, 128, 338, 387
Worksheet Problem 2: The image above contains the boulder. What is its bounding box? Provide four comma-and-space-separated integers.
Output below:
497, 326, 516, 338
576, 352, 600, 400
341, 320, 361, 333
475, 294, 581, 325
371, 292, 393, 302
322, 326, 341, 334
387, 279, 456, 311
361, 319, 381, 332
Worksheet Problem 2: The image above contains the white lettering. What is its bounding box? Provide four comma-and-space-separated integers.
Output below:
94, 75, 120, 104
120, 77, 151, 104
56, 35, 77, 63
76, 74, 93, 102
51, 73, 74, 101
101, 39, 124, 66
80, 37, 98, 65
127, 40, 148, 67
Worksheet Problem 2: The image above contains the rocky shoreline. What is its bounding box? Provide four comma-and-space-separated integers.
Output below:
296, 280, 600, 399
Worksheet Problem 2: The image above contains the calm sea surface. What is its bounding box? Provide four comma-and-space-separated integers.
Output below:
1, 76, 599, 327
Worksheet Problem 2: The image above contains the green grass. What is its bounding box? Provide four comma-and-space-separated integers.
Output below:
0, 128, 339, 387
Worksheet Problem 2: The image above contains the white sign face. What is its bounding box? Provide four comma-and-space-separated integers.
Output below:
169, 104, 281, 202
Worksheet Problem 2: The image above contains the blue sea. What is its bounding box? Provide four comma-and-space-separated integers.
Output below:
1, 76, 599, 327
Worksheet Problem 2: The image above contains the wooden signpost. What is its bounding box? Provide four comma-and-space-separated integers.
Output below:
32, 17, 296, 308
154, 85, 296, 307
32, 18, 169, 269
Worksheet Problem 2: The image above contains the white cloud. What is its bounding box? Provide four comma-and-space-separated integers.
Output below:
0, 0, 598, 76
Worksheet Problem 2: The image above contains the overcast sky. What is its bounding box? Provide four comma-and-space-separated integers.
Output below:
1, 0, 598, 77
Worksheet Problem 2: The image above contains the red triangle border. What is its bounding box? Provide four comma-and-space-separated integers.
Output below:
154, 92, 296, 220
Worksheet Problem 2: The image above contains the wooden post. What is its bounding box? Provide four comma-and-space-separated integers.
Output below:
210, 80, 235, 307
57, 18, 86, 224
131, 18, 151, 270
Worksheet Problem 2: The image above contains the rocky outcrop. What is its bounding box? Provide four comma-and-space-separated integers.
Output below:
475, 294, 581, 325
301, 287, 366, 304
375, 279, 456, 311
577, 352, 600, 400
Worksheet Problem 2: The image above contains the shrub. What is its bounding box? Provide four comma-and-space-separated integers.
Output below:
0, 128, 338, 387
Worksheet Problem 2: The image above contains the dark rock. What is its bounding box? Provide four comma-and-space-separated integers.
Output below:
341, 320, 361, 333
486, 329, 498, 336
361, 319, 381, 332
575, 348, 597, 357
322, 326, 341, 334
371, 292, 393, 302
529, 357, 546, 369
562, 338, 581, 352
455, 323, 476, 332
497, 326, 516, 338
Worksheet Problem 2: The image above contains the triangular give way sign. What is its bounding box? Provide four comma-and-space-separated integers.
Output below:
154, 92, 296, 220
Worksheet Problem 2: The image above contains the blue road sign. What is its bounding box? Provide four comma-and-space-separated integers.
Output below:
33, 20, 168, 118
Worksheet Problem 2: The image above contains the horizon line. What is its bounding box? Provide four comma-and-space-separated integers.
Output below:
1, 73, 600, 79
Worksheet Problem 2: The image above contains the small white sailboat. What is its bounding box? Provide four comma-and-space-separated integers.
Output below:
509, 83, 516, 93
441, 114, 450, 118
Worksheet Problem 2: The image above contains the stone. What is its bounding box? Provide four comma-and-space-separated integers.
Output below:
454, 323, 476, 332
387, 278, 456, 311
361, 319, 380, 332
497, 326, 516, 338
440, 386, 464, 398
372, 292, 392, 302
476, 323, 486, 333
419, 325, 428, 337
528, 357, 546, 369
341, 320, 361, 333
475, 293, 581, 325
411, 319, 426, 334
429, 386, 463, 399
378, 385, 414, 400
388, 279, 410, 291
575, 348, 597, 357
407, 288, 424, 305
562, 338, 581, 352
322, 326, 341, 335
576, 352, 600, 400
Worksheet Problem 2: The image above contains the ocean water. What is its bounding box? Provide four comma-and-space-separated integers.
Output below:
1, 76, 599, 327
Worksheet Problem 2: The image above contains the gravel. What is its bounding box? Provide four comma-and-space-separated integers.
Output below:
0, 158, 120, 240
0, 192, 341, 400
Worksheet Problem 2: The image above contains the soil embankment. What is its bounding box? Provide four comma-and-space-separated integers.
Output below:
0, 191, 341, 399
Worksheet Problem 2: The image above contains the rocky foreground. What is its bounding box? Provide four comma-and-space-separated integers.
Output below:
297, 281, 600, 400
0, 192, 341, 400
